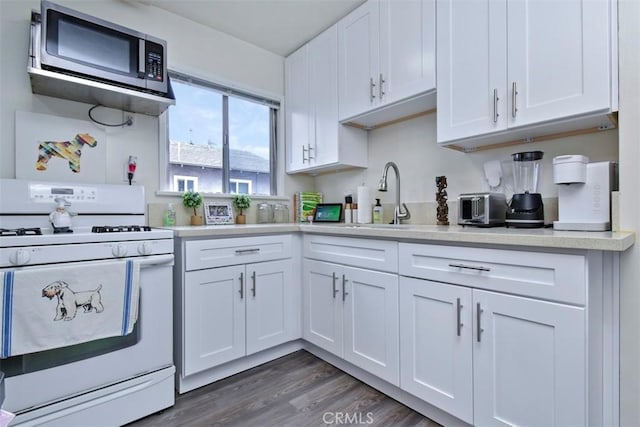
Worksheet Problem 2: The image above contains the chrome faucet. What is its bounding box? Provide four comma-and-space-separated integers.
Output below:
377, 161, 410, 224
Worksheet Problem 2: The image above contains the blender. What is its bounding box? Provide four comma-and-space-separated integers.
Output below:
506, 151, 545, 228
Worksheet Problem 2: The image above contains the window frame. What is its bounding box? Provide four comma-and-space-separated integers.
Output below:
158, 69, 283, 197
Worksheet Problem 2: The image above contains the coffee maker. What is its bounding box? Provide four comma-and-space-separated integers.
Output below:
553, 155, 618, 231
506, 151, 545, 228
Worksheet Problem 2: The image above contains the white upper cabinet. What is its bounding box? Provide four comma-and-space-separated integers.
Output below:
437, 0, 617, 150
338, 0, 436, 127
285, 24, 367, 174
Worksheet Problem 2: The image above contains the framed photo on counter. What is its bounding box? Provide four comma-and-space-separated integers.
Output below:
205, 202, 234, 225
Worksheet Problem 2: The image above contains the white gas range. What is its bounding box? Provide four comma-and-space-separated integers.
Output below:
0, 179, 175, 426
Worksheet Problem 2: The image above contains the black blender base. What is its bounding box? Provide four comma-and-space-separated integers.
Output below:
505, 210, 545, 228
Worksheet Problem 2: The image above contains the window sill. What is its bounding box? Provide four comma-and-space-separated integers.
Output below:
155, 191, 290, 202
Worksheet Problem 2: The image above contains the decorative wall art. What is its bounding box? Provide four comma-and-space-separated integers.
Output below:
15, 111, 107, 183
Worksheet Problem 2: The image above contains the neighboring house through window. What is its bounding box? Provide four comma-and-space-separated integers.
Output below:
162, 71, 278, 195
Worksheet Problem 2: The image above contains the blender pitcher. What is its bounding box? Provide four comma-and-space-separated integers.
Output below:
506, 151, 545, 228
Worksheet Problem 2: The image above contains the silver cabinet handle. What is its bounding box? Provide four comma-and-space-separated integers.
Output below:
302, 145, 308, 163
239, 272, 244, 299
493, 89, 499, 123
235, 248, 260, 255
512, 81, 518, 118
456, 297, 463, 337
251, 271, 256, 297
477, 302, 483, 342
307, 144, 315, 161
448, 263, 491, 272
332, 272, 339, 299
379, 73, 385, 100
369, 77, 376, 102
342, 274, 349, 302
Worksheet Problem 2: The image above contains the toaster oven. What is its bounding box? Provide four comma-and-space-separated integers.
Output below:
457, 192, 507, 227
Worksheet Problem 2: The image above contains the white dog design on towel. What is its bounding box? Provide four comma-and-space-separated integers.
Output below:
42, 281, 104, 321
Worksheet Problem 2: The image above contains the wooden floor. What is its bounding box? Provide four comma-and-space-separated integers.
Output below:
127, 350, 441, 427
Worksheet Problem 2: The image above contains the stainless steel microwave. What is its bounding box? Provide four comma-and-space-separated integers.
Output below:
39, 0, 168, 95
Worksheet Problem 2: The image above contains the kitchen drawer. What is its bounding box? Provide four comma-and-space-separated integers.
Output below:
185, 235, 292, 271
303, 235, 398, 273
399, 243, 586, 305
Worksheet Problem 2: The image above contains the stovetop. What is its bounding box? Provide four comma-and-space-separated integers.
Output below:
0, 228, 43, 237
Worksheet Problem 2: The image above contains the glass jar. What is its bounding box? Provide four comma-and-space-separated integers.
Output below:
273, 204, 289, 223
257, 203, 274, 224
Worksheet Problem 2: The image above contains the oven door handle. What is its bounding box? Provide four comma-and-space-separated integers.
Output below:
136, 254, 174, 268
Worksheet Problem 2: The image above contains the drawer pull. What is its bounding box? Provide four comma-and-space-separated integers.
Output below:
477, 302, 483, 342
251, 271, 257, 297
449, 263, 490, 272
235, 248, 260, 255
342, 274, 349, 302
239, 272, 244, 299
332, 272, 339, 299
456, 297, 463, 337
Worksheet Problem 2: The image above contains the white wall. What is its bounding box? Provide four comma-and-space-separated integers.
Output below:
315, 114, 618, 209
618, 0, 640, 425
0, 0, 313, 203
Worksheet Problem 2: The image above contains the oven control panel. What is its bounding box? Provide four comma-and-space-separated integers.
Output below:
29, 184, 97, 203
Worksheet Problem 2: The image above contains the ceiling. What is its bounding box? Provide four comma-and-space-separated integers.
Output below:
137, 0, 366, 57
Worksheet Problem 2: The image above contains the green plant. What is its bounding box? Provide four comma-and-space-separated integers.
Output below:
232, 194, 251, 216
182, 191, 203, 216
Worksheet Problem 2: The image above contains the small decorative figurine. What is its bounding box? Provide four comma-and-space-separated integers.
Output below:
436, 176, 449, 226
49, 198, 75, 233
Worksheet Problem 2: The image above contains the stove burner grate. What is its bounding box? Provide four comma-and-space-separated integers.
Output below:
0, 227, 43, 237
92, 225, 152, 233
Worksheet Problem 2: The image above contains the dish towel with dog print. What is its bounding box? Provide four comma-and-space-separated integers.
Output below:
0, 259, 140, 358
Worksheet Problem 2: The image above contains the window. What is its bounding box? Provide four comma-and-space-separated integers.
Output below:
173, 175, 198, 192
164, 71, 279, 195
229, 179, 252, 194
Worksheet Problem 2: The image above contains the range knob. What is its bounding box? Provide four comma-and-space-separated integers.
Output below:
111, 244, 128, 257
9, 249, 31, 266
137, 242, 153, 255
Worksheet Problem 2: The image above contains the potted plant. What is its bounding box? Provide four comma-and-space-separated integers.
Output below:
182, 191, 204, 226
232, 194, 251, 224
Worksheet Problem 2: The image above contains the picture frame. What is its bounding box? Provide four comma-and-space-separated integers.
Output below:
204, 202, 234, 225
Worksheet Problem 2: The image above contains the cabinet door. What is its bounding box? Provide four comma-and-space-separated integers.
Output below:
309, 24, 338, 167
436, 0, 507, 143
507, 0, 611, 128
379, 0, 436, 106
473, 290, 586, 426
246, 259, 295, 355
183, 265, 245, 376
285, 45, 311, 173
399, 277, 473, 424
303, 259, 343, 357
338, 0, 380, 120
343, 266, 399, 386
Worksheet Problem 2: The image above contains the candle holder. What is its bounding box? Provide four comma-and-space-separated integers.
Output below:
436, 176, 449, 225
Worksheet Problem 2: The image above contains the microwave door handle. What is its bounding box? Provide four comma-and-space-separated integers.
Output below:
138, 39, 145, 78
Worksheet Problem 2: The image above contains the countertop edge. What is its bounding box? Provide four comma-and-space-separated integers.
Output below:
161, 224, 635, 252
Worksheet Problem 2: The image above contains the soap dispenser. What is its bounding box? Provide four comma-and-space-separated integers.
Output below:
373, 199, 383, 224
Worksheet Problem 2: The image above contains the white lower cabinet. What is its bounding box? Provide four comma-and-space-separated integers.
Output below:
304, 259, 399, 385
303, 235, 400, 385
399, 242, 592, 426
184, 258, 294, 376
177, 235, 297, 384
400, 277, 586, 425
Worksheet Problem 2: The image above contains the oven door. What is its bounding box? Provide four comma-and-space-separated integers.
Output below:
0, 254, 173, 416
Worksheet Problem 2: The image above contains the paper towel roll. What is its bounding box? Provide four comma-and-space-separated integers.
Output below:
357, 186, 372, 223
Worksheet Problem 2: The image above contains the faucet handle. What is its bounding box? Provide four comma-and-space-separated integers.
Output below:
398, 203, 411, 221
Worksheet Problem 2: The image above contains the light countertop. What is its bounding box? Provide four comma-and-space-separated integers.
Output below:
164, 223, 635, 252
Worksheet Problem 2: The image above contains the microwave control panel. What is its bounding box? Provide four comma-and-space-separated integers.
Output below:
145, 41, 164, 82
